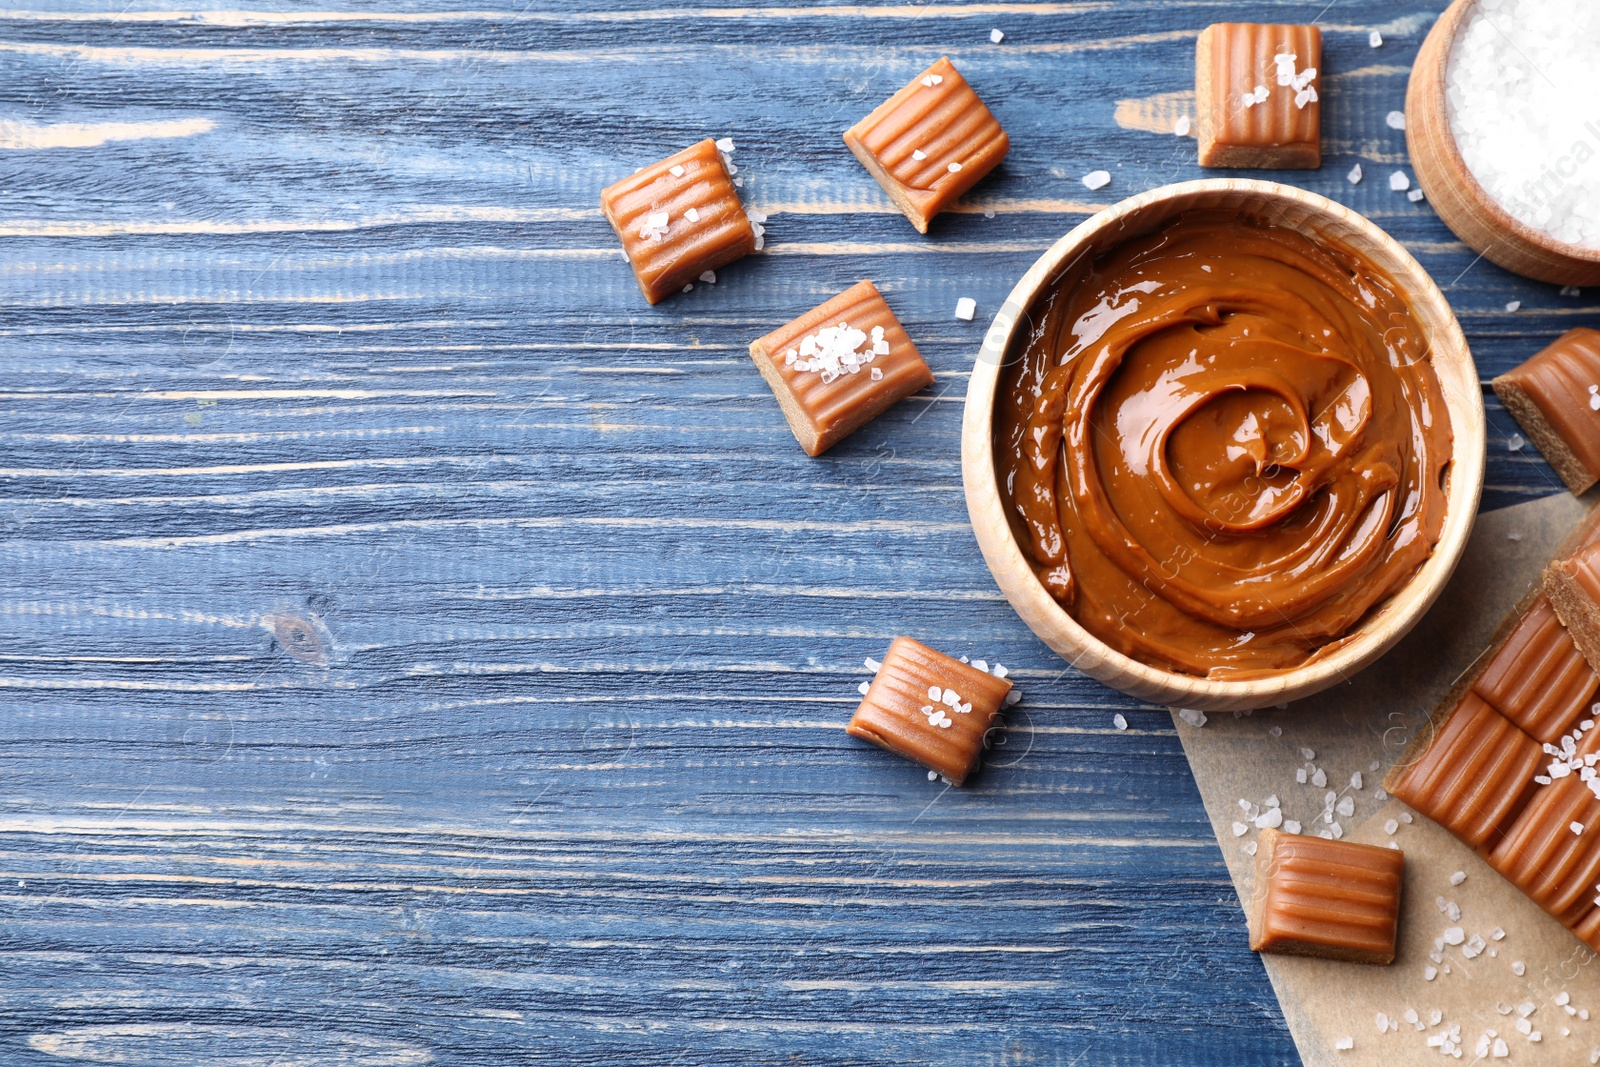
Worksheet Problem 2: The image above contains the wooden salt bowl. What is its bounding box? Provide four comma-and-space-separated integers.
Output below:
1408, 0, 1600, 286
960, 179, 1486, 712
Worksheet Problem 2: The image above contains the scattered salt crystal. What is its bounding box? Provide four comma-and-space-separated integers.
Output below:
1296, 768, 1308, 784
1387, 111, 1407, 130
1243, 840, 1257, 856
1426, 965, 1438, 980
869, 368, 882, 381
1335, 1036, 1354, 1051
1493, 1037, 1509, 1057
920, 75, 943, 88
699, 268, 715, 283
1408, 189, 1426, 202
912, 149, 927, 161
1390, 171, 1411, 192
1450, 871, 1466, 885
1506, 300, 1522, 312
1591, 395, 1600, 412
1350, 771, 1363, 790
682, 283, 693, 293
1490, 926, 1504, 940
1464, 935, 1486, 959
1113, 713, 1128, 731
1348, 163, 1364, 184
1256, 807, 1284, 830
1512, 961, 1526, 976
1283, 819, 1301, 834
1384, 818, 1400, 834
1519, 1004, 1536, 1019
1557, 992, 1570, 1006
991, 664, 1008, 679
1400, 812, 1412, 823
1336, 796, 1354, 817
947, 161, 962, 174
1082, 170, 1111, 191
669, 164, 686, 177
1562, 285, 1582, 297
1376, 1012, 1389, 1033
1300, 747, 1315, 760
990, 27, 1004, 43
714, 137, 735, 153
928, 770, 938, 780
1330, 822, 1343, 839
1517, 1019, 1533, 1036
1370, 29, 1383, 48
954, 297, 977, 321
1575, 821, 1587, 835
1004, 691, 1021, 707
1175, 115, 1191, 137
1443, 926, 1465, 945
1508, 433, 1525, 451
857, 681, 870, 695
1232, 821, 1249, 837
864, 657, 881, 672
1312, 768, 1327, 788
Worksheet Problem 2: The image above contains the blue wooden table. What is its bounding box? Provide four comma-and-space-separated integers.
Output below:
0, 2, 1586, 1064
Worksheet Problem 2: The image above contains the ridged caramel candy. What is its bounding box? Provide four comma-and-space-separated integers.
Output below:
600, 139, 756, 305
843, 57, 1009, 233
846, 636, 1012, 786
1472, 596, 1600, 743
1196, 23, 1322, 169
1545, 541, 1600, 678
1387, 692, 1542, 850
1249, 830, 1403, 964
1494, 328, 1600, 494
1488, 775, 1600, 925
748, 281, 934, 456
1568, 905, 1600, 953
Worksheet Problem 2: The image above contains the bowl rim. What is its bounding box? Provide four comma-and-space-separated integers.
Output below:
960, 177, 1487, 710
1415, 0, 1600, 266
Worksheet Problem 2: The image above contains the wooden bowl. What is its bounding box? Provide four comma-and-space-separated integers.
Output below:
960, 179, 1486, 712
1408, 0, 1600, 286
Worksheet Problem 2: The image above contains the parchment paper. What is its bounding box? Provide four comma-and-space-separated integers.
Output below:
1176, 491, 1600, 1065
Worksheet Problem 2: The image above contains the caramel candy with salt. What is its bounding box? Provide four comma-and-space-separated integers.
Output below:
1494, 328, 1600, 494
846, 636, 1011, 786
843, 57, 1009, 233
600, 139, 756, 305
1471, 595, 1600, 743
1248, 830, 1403, 965
1544, 540, 1600, 677
748, 280, 934, 456
1387, 692, 1543, 850
1487, 775, 1600, 925
1196, 23, 1322, 169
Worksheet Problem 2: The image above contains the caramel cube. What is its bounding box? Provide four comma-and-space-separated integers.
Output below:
843, 57, 1010, 233
1544, 541, 1600, 676
1494, 328, 1600, 494
1387, 692, 1542, 850
1248, 830, 1403, 965
1196, 23, 1322, 169
748, 280, 934, 456
600, 139, 756, 305
1487, 776, 1600, 925
846, 637, 1012, 786
1472, 596, 1600, 744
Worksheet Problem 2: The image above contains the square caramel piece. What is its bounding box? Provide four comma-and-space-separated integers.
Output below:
843, 56, 1010, 233
1248, 829, 1403, 965
1493, 328, 1600, 494
846, 636, 1012, 786
749, 280, 934, 456
1196, 23, 1322, 169
600, 138, 757, 305
1544, 540, 1600, 675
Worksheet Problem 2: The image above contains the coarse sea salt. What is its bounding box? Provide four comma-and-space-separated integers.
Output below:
1447, 0, 1600, 250
1082, 170, 1112, 191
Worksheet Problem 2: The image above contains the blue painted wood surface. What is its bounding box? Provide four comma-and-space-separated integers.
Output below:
0, 1, 1591, 1064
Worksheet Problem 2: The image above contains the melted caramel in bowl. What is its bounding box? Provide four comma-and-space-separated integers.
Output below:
995, 212, 1453, 678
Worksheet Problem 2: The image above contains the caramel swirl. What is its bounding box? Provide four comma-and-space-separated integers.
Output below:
996, 213, 1452, 678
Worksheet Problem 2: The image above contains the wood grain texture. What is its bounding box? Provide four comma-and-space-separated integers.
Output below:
0, 1, 1591, 1063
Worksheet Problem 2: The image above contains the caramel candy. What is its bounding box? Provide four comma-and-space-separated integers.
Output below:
846, 636, 1012, 786
843, 57, 1010, 233
1544, 541, 1600, 675
1387, 692, 1542, 850
1196, 23, 1322, 169
600, 139, 756, 305
1472, 596, 1600, 743
1569, 905, 1600, 953
1488, 775, 1600, 925
1248, 829, 1403, 965
748, 280, 935, 456
1494, 329, 1600, 494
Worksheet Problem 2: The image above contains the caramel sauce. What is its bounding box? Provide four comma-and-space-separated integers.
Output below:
994, 212, 1453, 677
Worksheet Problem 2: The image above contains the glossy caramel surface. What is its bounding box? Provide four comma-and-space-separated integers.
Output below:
994, 212, 1452, 677
1498, 328, 1600, 477
1472, 595, 1599, 743
1203, 23, 1321, 150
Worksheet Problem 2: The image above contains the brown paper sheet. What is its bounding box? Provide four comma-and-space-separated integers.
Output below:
1175, 491, 1600, 1065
